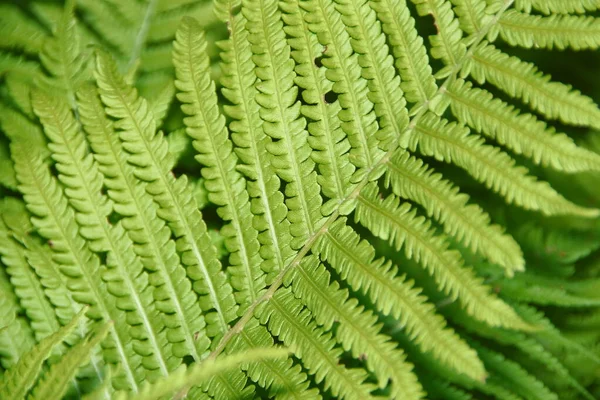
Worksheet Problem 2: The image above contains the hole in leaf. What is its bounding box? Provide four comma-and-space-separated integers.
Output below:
228, 2, 241, 16
324, 91, 338, 104
107, 211, 121, 225
314, 55, 324, 67
97, 251, 108, 266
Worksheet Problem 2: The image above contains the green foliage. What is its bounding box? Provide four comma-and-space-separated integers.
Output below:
1, 0, 600, 399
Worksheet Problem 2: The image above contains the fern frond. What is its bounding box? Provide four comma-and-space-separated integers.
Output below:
290, 255, 425, 398
0, 5, 48, 55
76, 83, 224, 365
282, 0, 355, 209
514, 0, 600, 14
246, 1, 323, 249
425, 379, 473, 400
0, 307, 85, 399
476, 345, 559, 400
94, 51, 255, 400
370, 0, 438, 105
0, 104, 49, 158
356, 183, 531, 330
119, 347, 288, 400
405, 342, 518, 400
28, 321, 111, 400
16, 232, 106, 393
447, 79, 600, 177
148, 79, 174, 127
0, 214, 60, 342
2, 0, 600, 398
210, 8, 317, 397
32, 89, 176, 379
175, 10, 317, 394
449, 0, 486, 34
228, 320, 314, 400
4, 71, 36, 118
411, 0, 466, 72
315, 219, 485, 381
0, 271, 35, 369
245, 0, 324, 249
174, 17, 264, 311
261, 289, 378, 400
456, 314, 594, 400
0, 139, 18, 190
37, 0, 89, 109
217, 3, 293, 285
302, 0, 384, 162
77, 0, 215, 80
11, 140, 141, 391
469, 43, 600, 128
335, 0, 410, 150
3, 203, 102, 385
498, 273, 600, 307
411, 113, 597, 218
94, 51, 236, 353
514, 303, 600, 366
0, 53, 34, 75
10, 220, 80, 327
76, 0, 152, 68
495, 10, 600, 50
384, 149, 524, 275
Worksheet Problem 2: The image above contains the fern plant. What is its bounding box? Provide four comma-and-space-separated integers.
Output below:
1, 0, 600, 398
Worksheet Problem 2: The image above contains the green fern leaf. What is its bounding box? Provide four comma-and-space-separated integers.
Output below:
32, 88, 175, 379
384, 149, 524, 275
0, 5, 48, 55
515, 0, 600, 14
356, 183, 532, 330
0, 272, 35, 370
448, 79, 600, 178
94, 51, 232, 356
0, 140, 18, 190
174, 16, 264, 312
227, 319, 315, 399
28, 321, 111, 400
476, 345, 559, 400
260, 289, 378, 400
2, 0, 600, 398
449, 0, 487, 34
468, 43, 600, 128
11, 139, 141, 391
315, 219, 485, 381
119, 347, 288, 400
411, 0, 466, 72
371, 0, 438, 106
336, 0, 410, 152
218, 3, 294, 284
495, 11, 600, 50
411, 113, 597, 217
290, 255, 426, 398
245, 0, 324, 248
282, 0, 356, 208
37, 0, 89, 109
0, 307, 86, 400
302, 0, 385, 162
0, 212, 60, 342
